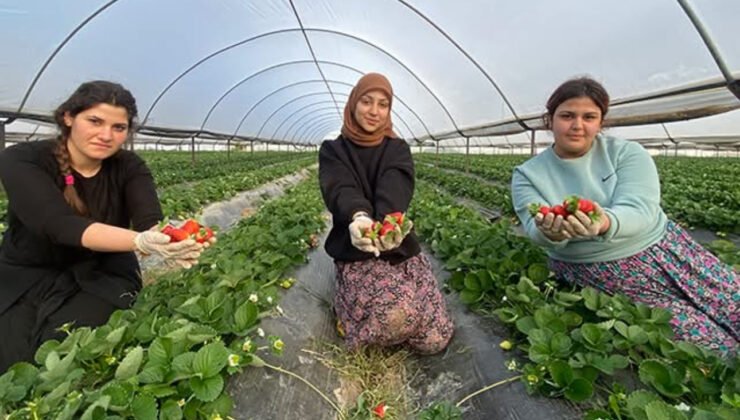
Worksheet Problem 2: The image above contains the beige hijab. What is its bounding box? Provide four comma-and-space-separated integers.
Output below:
341, 72, 397, 147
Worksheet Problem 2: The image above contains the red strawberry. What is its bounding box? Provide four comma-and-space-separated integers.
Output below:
539, 206, 552, 216
578, 199, 595, 214
551, 204, 569, 218
180, 219, 201, 235
384, 212, 404, 225
195, 227, 213, 243
161, 224, 176, 236
167, 228, 190, 242
378, 221, 396, 237
563, 195, 600, 221
372, 402, 387, 418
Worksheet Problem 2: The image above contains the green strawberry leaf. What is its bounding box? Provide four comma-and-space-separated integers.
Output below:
190, 375, 224, 402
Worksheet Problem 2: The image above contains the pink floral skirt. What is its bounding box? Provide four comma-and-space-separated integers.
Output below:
551, 221, 739, 356
334, 254, 454, 354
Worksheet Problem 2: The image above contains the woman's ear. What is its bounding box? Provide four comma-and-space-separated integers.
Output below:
542, 113, 551, 130
63, 112, 73, 128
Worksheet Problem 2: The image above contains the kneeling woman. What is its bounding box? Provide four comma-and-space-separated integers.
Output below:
319, 73, 454, 354
0, 81, 205, 372
512, 77, 738, 356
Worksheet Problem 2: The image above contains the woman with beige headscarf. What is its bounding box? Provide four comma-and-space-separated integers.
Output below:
319, 73, 454, 354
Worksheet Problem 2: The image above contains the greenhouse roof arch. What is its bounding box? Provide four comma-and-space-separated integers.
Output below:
1, 0, 738, 148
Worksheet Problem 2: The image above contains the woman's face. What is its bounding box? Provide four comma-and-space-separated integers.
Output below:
64, 103, 130, 165
550, 96, 603, 159
353, 90, 390, 133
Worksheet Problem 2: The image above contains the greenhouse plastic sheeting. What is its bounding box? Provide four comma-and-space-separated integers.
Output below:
1, 0, 738, 145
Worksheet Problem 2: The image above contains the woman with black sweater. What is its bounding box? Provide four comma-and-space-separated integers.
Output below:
0, 81, 206, 372
319, 73, 454, 354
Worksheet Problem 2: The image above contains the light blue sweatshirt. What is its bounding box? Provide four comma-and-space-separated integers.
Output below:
511, 134, 668, 263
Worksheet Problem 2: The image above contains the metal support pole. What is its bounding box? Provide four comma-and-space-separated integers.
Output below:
0, 122, 5, 151
465, 137, 470, 173
530, 129, 536, 156
190, 137, 196, 165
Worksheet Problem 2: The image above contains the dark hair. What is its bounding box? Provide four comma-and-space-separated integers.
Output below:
52, 81, 138, 215
544, 77, 609, 128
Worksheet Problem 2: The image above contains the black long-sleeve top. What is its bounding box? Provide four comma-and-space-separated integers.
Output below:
319, 135, 420, 264
0, 139, 163, 314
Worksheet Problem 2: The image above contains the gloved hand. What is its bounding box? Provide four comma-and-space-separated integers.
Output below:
374, 224, 403, 252
563, 202, 610, 239
374, 219, 413, 252
348, 212, 380, 257
201, 236, 217, 248
534, 212, 572, 242
133, 230, 204, 269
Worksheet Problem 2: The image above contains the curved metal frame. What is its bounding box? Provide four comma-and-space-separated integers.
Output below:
395, 0, 529, 130
291, 114, 340, 142
288, 0, 342, 117
231, 79, 418, 141
202, 60, 423, 139
281, 106, 340, 140
266, 95, 412, 141
269, 99, 339, 139
297, 118, 341, 143
285, 111, 340, 141
297, 120, 338, 144
256, 92, 336, 137
140, 28, 453, 136
677, 0, 740, 100
303, 122, 341, 144
16, 0, 120, 113
18, 2, 737, 145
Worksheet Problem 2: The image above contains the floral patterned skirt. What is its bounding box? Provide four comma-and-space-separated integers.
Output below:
550, 221, 739, 356
334, 254, 454, 354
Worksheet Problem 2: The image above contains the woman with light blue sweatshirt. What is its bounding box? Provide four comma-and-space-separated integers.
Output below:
512, 77, 738, 356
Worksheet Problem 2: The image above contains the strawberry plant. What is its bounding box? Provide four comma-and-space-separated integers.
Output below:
410, 180, 740, 419
0, 174, 327, 418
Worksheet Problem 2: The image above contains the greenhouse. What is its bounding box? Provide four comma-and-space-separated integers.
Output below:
0, 1, 738, 419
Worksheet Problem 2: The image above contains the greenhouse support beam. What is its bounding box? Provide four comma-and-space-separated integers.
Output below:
191, 137, 196, 165
678, 0, 740, 101
0, 121, 5, 151
465, 137, 470, 174
530, 130, 536, 156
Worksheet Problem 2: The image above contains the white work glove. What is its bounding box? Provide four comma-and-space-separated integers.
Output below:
563, 203, 609, 239
534, 212, 572, 242
133, 230, 204, 269
348, 212, 380, 257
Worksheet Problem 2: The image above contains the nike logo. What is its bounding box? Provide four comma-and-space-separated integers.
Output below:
601, 172, 616, 182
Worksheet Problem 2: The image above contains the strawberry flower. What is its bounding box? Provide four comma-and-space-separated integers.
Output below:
228, 354, 240, 367
242, 339, 253, 352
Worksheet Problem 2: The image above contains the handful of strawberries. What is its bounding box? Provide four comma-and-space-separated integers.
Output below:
528, 195, 601, 222
362, 212, 413, 241
160, 219, 214, 243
